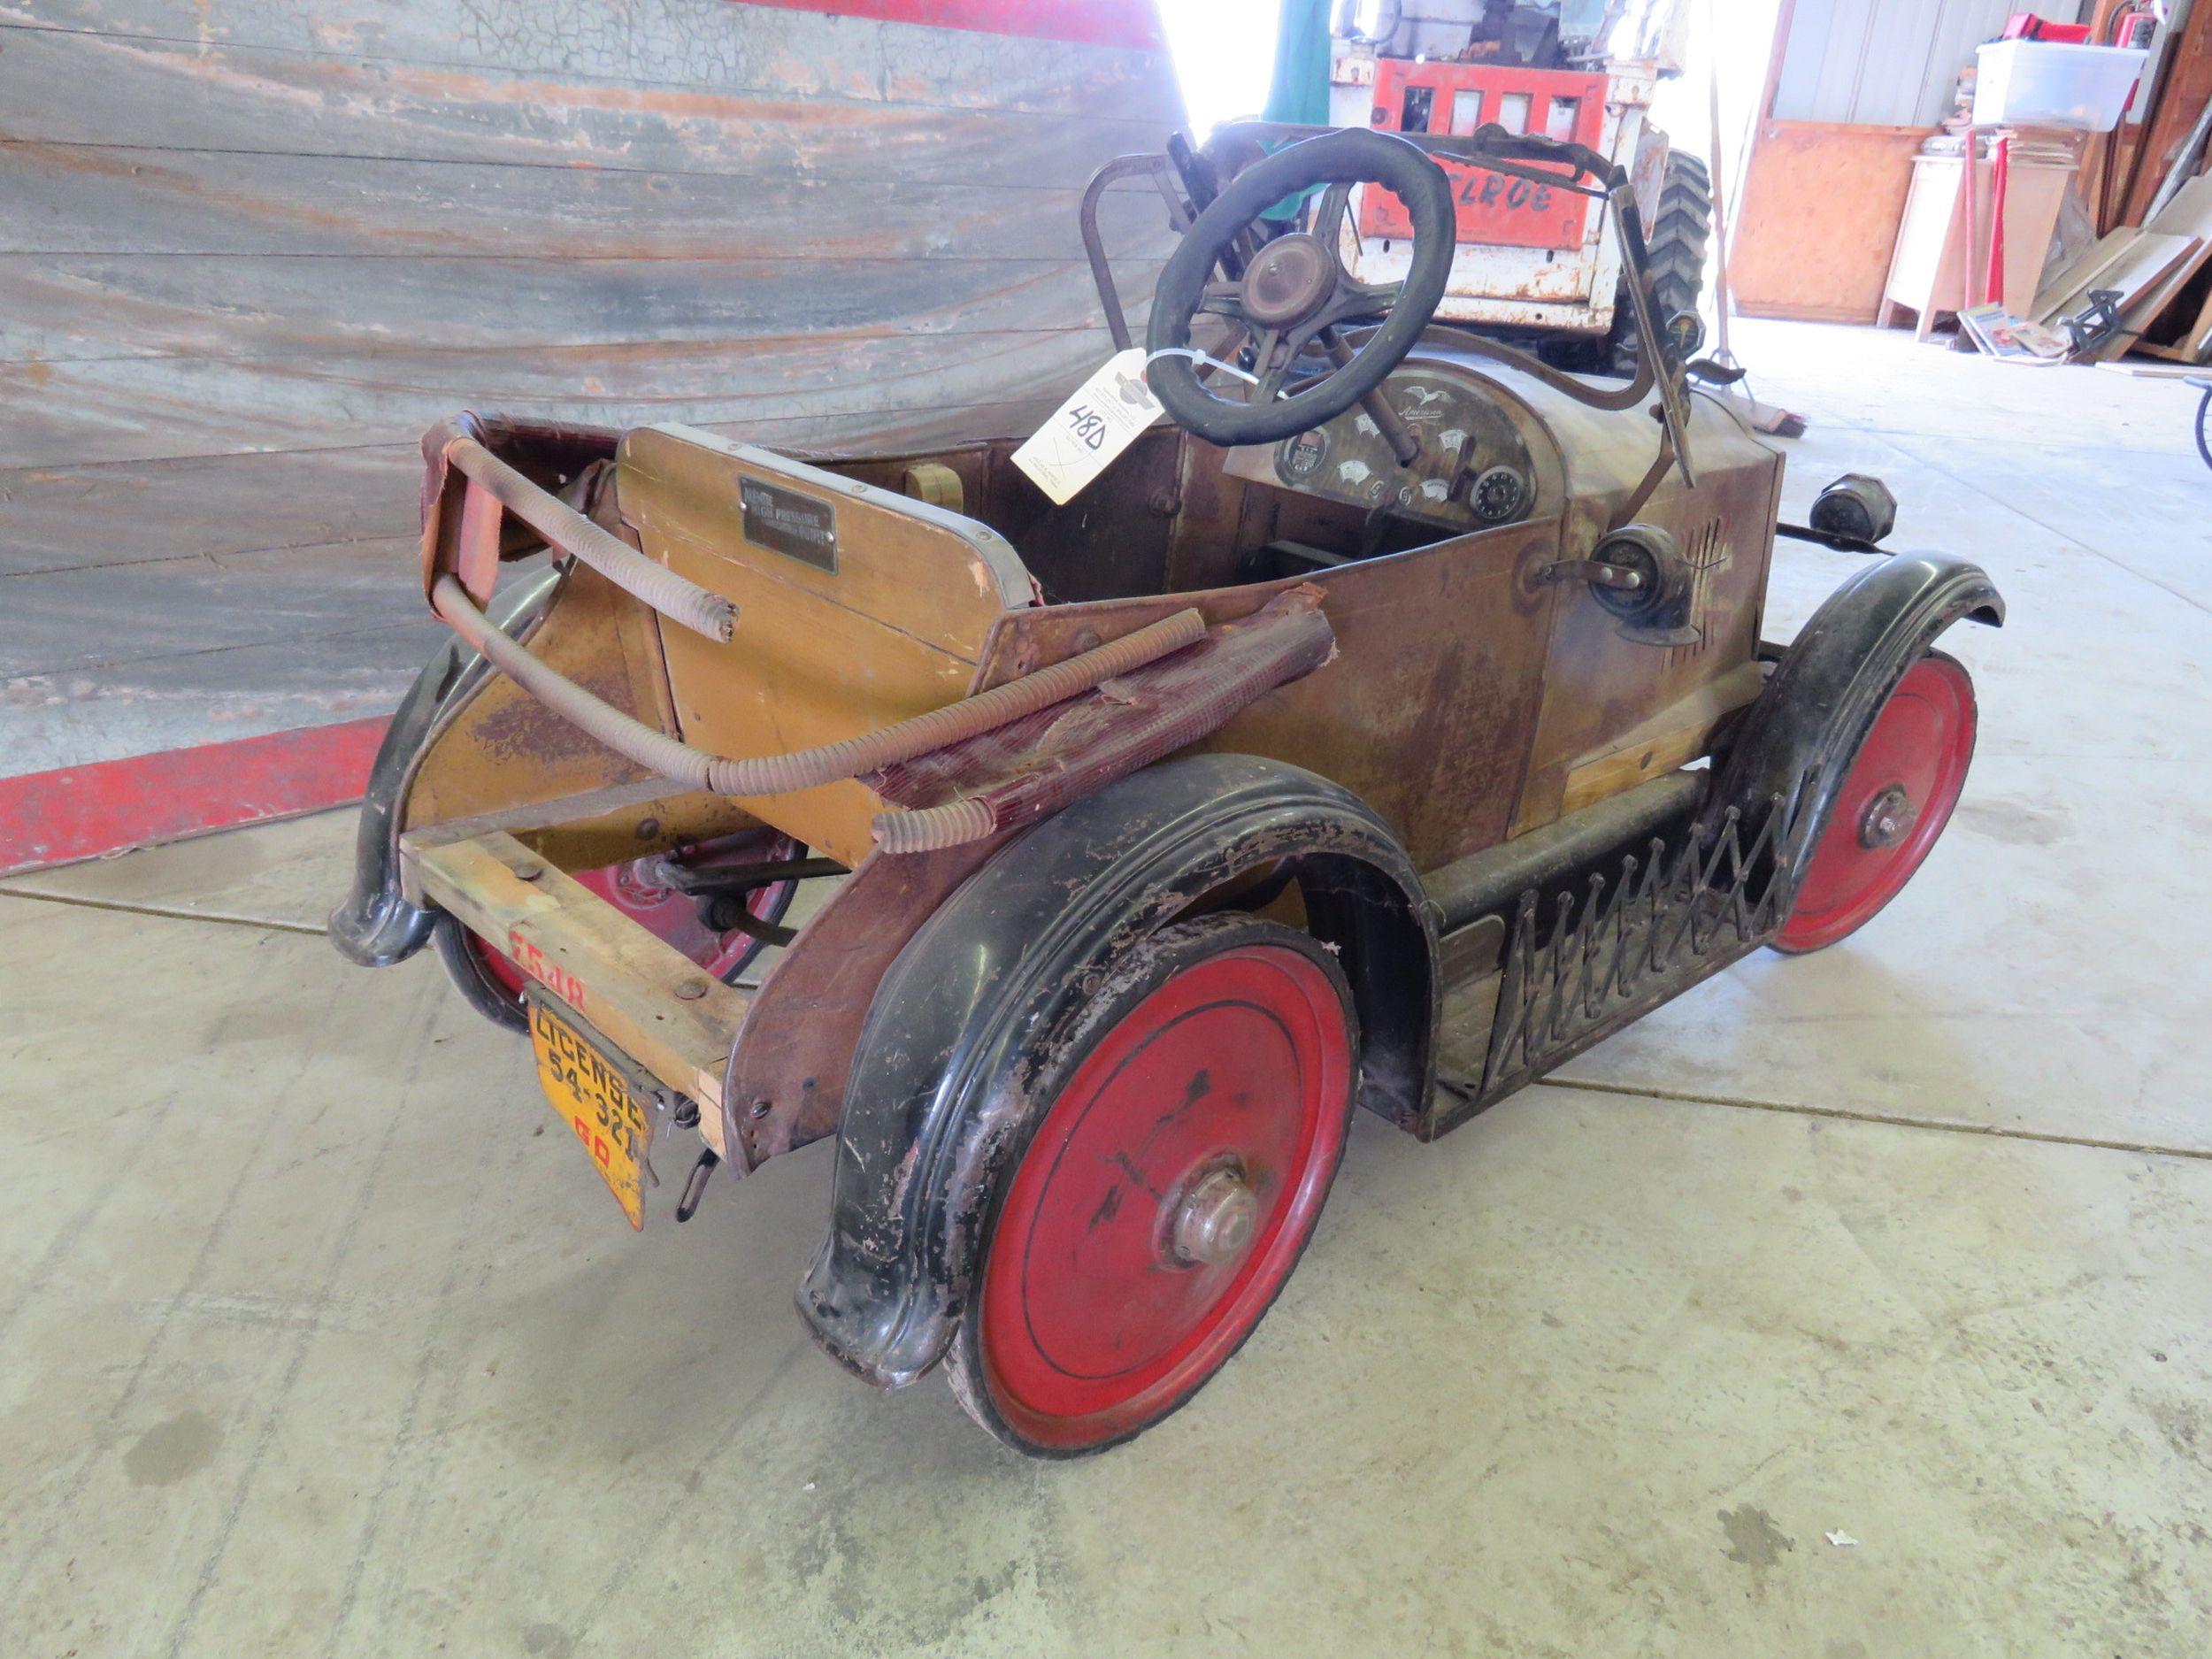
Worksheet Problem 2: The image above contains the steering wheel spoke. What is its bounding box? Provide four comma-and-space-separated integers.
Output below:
1246, 327, 1290, 403
1241, 320, 1338, 405
1348, 276, 1405, 311
1310, 181, 1356, 251
1196, 280, 1246, 318
1316, 277, 1402, 330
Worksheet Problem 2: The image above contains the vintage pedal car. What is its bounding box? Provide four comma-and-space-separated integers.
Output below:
332, 126, 2001, 1455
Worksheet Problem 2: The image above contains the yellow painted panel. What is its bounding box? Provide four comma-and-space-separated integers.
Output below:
618, 425, 1034, 863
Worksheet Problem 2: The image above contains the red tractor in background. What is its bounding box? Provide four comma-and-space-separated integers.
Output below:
1325, 0, 1712, 372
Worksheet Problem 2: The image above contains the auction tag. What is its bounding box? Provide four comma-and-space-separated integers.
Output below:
1011, 348, 1163, 505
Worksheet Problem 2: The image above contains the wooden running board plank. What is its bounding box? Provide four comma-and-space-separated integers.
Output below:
404, 828, 744, 1135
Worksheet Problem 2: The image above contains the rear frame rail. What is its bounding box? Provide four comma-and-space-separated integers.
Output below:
403, 827, 748, 1151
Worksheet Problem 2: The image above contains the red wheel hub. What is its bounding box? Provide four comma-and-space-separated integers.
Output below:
1775, 655, 1977, 953
471, 843, 791, 1000
977, 941, 1353, 1450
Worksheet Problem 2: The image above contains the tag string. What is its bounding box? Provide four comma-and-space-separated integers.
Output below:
1143, 347, 1261, 386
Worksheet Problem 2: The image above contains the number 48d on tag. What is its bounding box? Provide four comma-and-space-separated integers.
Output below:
1011, 348, 1164, 506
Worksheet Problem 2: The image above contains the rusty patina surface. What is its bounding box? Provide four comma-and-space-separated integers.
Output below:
963, 517, 1556, 870
400, 559, 682, 837
720, 838, 1010, 1169
868, 587, 1339, 851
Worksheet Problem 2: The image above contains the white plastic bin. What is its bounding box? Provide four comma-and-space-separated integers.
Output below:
1973, 40, 2148, 133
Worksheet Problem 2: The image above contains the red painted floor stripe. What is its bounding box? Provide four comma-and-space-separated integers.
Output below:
0, 717, 391, 879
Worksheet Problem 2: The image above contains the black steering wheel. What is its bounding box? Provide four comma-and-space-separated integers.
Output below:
1146, 127, 1456, 448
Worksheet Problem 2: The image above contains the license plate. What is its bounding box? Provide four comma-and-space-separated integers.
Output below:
526, 993, 658, 1229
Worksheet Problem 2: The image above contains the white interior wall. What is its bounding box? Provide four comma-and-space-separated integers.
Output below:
1770, 0, 2091, 127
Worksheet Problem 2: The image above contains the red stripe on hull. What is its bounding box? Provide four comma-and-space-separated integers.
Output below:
0, 718, 392, 879
733, 0, 1166, 50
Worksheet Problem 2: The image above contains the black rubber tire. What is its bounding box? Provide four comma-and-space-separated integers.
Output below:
433, 910, 530, 1033
1609, 149, 1712, 377
945, 913, 1359, 1458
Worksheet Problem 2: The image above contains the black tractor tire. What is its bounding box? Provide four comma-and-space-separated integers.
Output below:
1609, 149, 1713, 377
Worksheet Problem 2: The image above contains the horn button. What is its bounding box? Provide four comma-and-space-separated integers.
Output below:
1239, 233, 1338, 328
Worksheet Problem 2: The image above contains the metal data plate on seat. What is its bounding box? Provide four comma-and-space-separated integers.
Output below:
613, 423, 1038, 865
525, 988, 664, 1230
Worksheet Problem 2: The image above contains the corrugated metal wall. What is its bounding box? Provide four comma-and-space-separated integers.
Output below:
0, 0, 1182, 774
1771, 0, 2089, 127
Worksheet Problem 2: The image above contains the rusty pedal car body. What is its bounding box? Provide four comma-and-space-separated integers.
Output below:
333, 125, 2001, 1455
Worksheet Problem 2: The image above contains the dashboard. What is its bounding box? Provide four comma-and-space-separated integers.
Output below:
1224, 361, 1542, 532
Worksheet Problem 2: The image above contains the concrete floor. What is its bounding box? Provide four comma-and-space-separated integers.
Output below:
3, 320, 2209, 1656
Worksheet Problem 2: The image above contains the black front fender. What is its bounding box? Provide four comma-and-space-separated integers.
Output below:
796, 753, 1436, 1388
1714, 548, 2003, 885
326, 566, 562, 967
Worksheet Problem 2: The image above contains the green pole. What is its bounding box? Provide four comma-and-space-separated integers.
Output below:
1263, 0, 1334, 127
1260, 0, 1334, 224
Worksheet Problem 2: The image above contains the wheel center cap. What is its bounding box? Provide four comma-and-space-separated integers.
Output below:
1859, 782, 1918, 849
1167, 1166, 1259, 1268
1239, 233, 1336, 329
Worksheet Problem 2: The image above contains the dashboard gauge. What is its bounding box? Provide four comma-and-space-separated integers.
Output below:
1471, 465, 1530, 524
1663, 309, 1708, 364
1251, 364, 1540, 530
1278, 426, 1328, 484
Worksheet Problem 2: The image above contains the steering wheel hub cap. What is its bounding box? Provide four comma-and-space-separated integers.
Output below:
1239, 233, 1337, 328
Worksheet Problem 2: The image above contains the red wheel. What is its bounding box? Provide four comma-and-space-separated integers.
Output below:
1772, 652, 1977, 954
436, 835, 802, 1030
949, 915, 1357, 1455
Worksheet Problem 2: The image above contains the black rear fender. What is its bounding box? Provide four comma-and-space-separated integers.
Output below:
795, 753, 1436, 1388
326, 567, 562, 967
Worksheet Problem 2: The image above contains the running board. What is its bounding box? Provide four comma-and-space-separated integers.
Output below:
1425, 771, 1708, 983
1421, 789, 1795, 1141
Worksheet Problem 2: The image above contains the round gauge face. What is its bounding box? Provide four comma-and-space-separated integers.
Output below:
1262, 367, 1539, 527
1663, 309, 1708, 363
1277, 426, 1329, 484
1472, 465, 1529, 524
